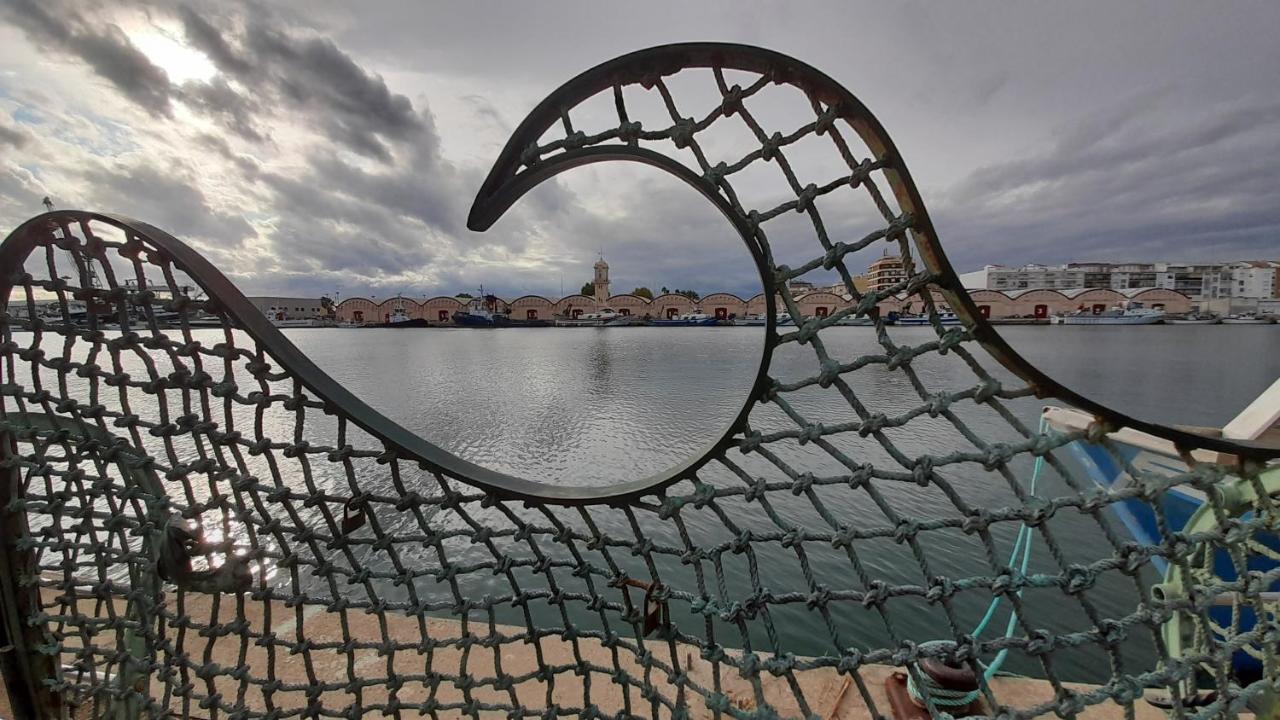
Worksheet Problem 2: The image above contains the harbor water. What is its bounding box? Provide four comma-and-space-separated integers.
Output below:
280, 324, 1279, 682
12, 323, 1275, 685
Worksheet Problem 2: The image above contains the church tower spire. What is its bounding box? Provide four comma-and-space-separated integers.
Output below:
593, 255, 610, 302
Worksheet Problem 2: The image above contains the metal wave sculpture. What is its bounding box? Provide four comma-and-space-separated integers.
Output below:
1, 43, 1277, 719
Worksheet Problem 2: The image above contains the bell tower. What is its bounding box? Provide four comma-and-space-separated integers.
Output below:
593, 255, 610, 302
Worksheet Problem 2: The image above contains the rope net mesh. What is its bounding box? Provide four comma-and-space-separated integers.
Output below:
1, 46, 1278, 720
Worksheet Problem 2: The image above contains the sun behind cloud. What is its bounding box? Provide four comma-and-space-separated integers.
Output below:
127, 23, 217, 85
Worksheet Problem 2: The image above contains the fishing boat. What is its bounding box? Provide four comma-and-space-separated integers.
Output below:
894, 310, 961, 326
1052, 301, 1165, 325
553, 308, 620, 327
452, 291, 511, 328
734, 313, 794, 326
650, 312, 720, 327
1222, 313, 1274, 325
604, 314, 638, 326
1167, 313, 1221, 325
374, 298, 432, 328
834, 314, 875, 326
1043, 379, 1280, 679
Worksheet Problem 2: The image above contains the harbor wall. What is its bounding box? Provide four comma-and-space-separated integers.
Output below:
334, 287, 1192, 324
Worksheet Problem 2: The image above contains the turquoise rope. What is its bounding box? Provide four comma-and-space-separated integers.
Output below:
908, 418, 1045, 709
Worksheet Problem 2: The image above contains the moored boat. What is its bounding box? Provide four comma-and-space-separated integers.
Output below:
1043, 379, 1280, 679
452, 290, 512, 327
834, 314, 875, 326
1167, 313, 1221, 325
554, 308, 624, 327
650, 312, 720, 327
1222, 313, 1274, 325
373, 298, 433, 328
894, 310, 961, 326
1052, 301, 1165, 325
733, 312, 794, 326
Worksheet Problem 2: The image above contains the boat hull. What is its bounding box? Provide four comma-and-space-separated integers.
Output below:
374, 318, 433, 329
1049, 410, 1279, 677
649, 318, 721, 326
1058, 314, 1164, 325
895, 317, 960, 326
452, 312, 511, 328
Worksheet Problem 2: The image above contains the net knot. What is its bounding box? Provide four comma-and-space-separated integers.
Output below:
822, 242, 848, 270
670, 118, 695, 149
1021, 495, 1052, 526
797, 422, 824, 445
816, 357, 841, 387
848, 157, 876, 189
738, 430, 764, 453
806, 585, 832, 610
760, 131, 783, 161
892, 639, 921, 665
860, 580, 889, 609
831, 525, 858, 550
1026, 629, 1056, 656
886, 346, 915, 370
791, 472, 816, 495
617, 120, 642, 142
1063, 564, 1096, 595
1096, 618, 1127, 646
794, 317, 821, 344
795, 183, 818, 213
814, 105, 839, 135
848, 463, 874, 489
719, 84, 744, 116
912, 457, 934, 486
893, 519, 921, 544
744, 476, 769, 502
857, 413, 888, 437
837, 649, 864, 673
973, 377, 1002, 404
704, 161, 729, 186
981, 443, 1013, 470
926, 575, 956, 603
991, 568, 1027, 596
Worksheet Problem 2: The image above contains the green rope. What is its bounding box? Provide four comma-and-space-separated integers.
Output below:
907, 419, 1045, 710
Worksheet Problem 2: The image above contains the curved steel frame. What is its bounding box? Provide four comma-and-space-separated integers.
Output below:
0, 209, 769, 504
470, 41, 1280, 464
2, 43, 1274, 516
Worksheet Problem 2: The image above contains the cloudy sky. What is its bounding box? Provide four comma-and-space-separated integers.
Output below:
1, 1, 1277, 300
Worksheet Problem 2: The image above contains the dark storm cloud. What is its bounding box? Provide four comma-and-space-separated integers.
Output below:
1, 0, 173, 116
937, 97, 1280, 266
178, 77, 266, 143
178, 5, 433, 162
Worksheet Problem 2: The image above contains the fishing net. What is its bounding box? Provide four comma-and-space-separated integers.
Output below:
2, 43, 1278, 720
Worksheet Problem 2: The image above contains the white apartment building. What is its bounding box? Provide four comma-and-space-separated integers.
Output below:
960, 261, 1277, 300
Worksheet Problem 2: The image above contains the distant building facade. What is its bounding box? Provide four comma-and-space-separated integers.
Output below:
960, 260, 1278, 301
867, 254, 906, 292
